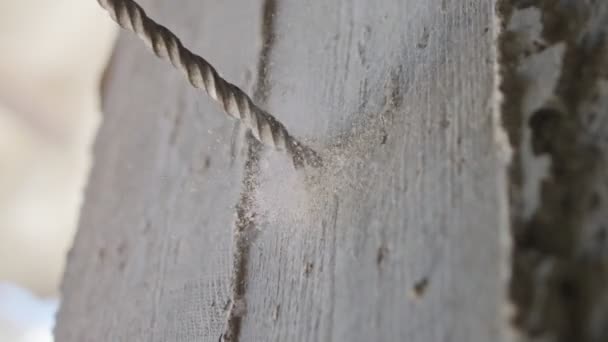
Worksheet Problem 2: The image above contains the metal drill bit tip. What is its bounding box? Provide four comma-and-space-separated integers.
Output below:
97, 0, 322, 168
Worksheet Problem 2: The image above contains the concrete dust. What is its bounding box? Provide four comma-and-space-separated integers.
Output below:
252, 75, 401, 229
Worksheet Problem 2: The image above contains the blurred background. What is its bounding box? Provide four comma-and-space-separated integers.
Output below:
0, 1, 116, 340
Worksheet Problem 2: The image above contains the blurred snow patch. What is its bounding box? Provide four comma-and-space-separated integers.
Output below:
0, 282, 57, 342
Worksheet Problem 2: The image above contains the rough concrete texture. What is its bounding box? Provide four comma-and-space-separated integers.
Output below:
57, 0, 511, 341
498, 1, 608, 341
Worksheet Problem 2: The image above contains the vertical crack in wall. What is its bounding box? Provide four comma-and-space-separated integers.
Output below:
222, 0, 277, 341
498, 1, 608, 341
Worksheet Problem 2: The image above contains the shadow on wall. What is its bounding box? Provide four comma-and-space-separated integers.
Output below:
0, 0, 116, 339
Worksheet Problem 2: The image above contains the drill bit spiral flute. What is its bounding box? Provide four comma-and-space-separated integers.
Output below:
97, 0, 321, 168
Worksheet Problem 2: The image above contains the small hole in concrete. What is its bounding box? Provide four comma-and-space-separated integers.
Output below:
304, 262, 314, 277
410, 277, 429, 299
376, 245, 389, 266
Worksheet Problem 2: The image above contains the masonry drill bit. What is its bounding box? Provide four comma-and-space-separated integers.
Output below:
97, 0, 321, 168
